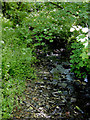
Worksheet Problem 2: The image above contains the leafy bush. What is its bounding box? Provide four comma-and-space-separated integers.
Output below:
70, 27, 89, 80
21, 6, 75, 49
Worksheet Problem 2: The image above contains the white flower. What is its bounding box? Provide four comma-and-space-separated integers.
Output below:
1, 41, 4, 44
76, 27, 80, 31
16, 24, 19, 27
84, 76, 88, 82
80, 38, 86, 42
9, 28, 14, 30
80, 36, 88, 43
83, 42, 88, 48
53, 9, 56, 11
73, 25, 82, 31
78, 25, 82, 29
44, 29, 47, 31
70, 28, 75, 32
23, 53, 26, 55
7, 65, 10, 67
76, 34, 88, 43
73, 26, 77, 29
4, 28, 6, 31
82, 28, 88, 33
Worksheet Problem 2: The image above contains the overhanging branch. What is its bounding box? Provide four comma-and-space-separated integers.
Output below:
49, 2, 78, 17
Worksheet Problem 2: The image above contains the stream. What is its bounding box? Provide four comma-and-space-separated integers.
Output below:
12, 50, 90, 120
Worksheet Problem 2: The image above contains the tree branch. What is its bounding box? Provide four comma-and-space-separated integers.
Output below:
49, 2, 63, 9
49, 2, 78, 17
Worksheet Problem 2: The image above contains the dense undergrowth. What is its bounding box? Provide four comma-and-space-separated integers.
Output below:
1, 2, 90, 119
2, 15, 36, 118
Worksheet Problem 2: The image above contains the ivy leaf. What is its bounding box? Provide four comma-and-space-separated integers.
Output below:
80, 52, 88, 59
41, 42, 45, 45
79, 61, 84, 67
34, 43, 40, 46
50, 40, 53, 42
49, 33, 52, 36
27, 39, 33, 43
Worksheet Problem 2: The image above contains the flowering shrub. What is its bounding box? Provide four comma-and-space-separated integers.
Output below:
70, 26, 88, 33
70, 26, 89, 79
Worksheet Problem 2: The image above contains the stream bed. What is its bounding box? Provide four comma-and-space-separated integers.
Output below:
12, 51, 90, 120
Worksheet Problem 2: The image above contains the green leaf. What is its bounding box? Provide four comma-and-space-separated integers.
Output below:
34, 43, 40, 46
50, 40, 53, 42
27, 39, 33, 42
80, 52, 88, 59
49, 33, 52, 36
79, 61, 84, 67
29, 106, 33, 110
41, 42, 45, 45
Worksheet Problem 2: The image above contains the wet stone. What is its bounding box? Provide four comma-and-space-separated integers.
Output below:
62, 91, 68, 96
39, 90, 43, 93
35, 82, 41, 85
46, 82, 52, 85
61, 100, 66, 103
55, 98, 60, 100
47, 86, 51, 90
52, 93, 57, 97
52, 91, 60, 95
59, 103, 66, 106
46, 105, 50, 109
59, 82, 67, 88
49, 101, 55, 104
70, 97, 76, 103
53, 89, 59, 91
40, 85, 46, 88
61, 95, 65, 99
43, 77, 48, 80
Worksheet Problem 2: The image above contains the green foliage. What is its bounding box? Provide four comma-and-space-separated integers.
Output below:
1, 2, 89, 118
2, 2, 31, 27
2, 78, 25, 118
2, 2, 88, 50
2, 2, 48, 27
22, 5, 75, 45
2, 16, 36, 118
70, 34, 89, 79
20, 2, 88, 50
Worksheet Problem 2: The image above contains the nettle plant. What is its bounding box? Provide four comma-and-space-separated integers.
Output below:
70, 26, 89, 79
